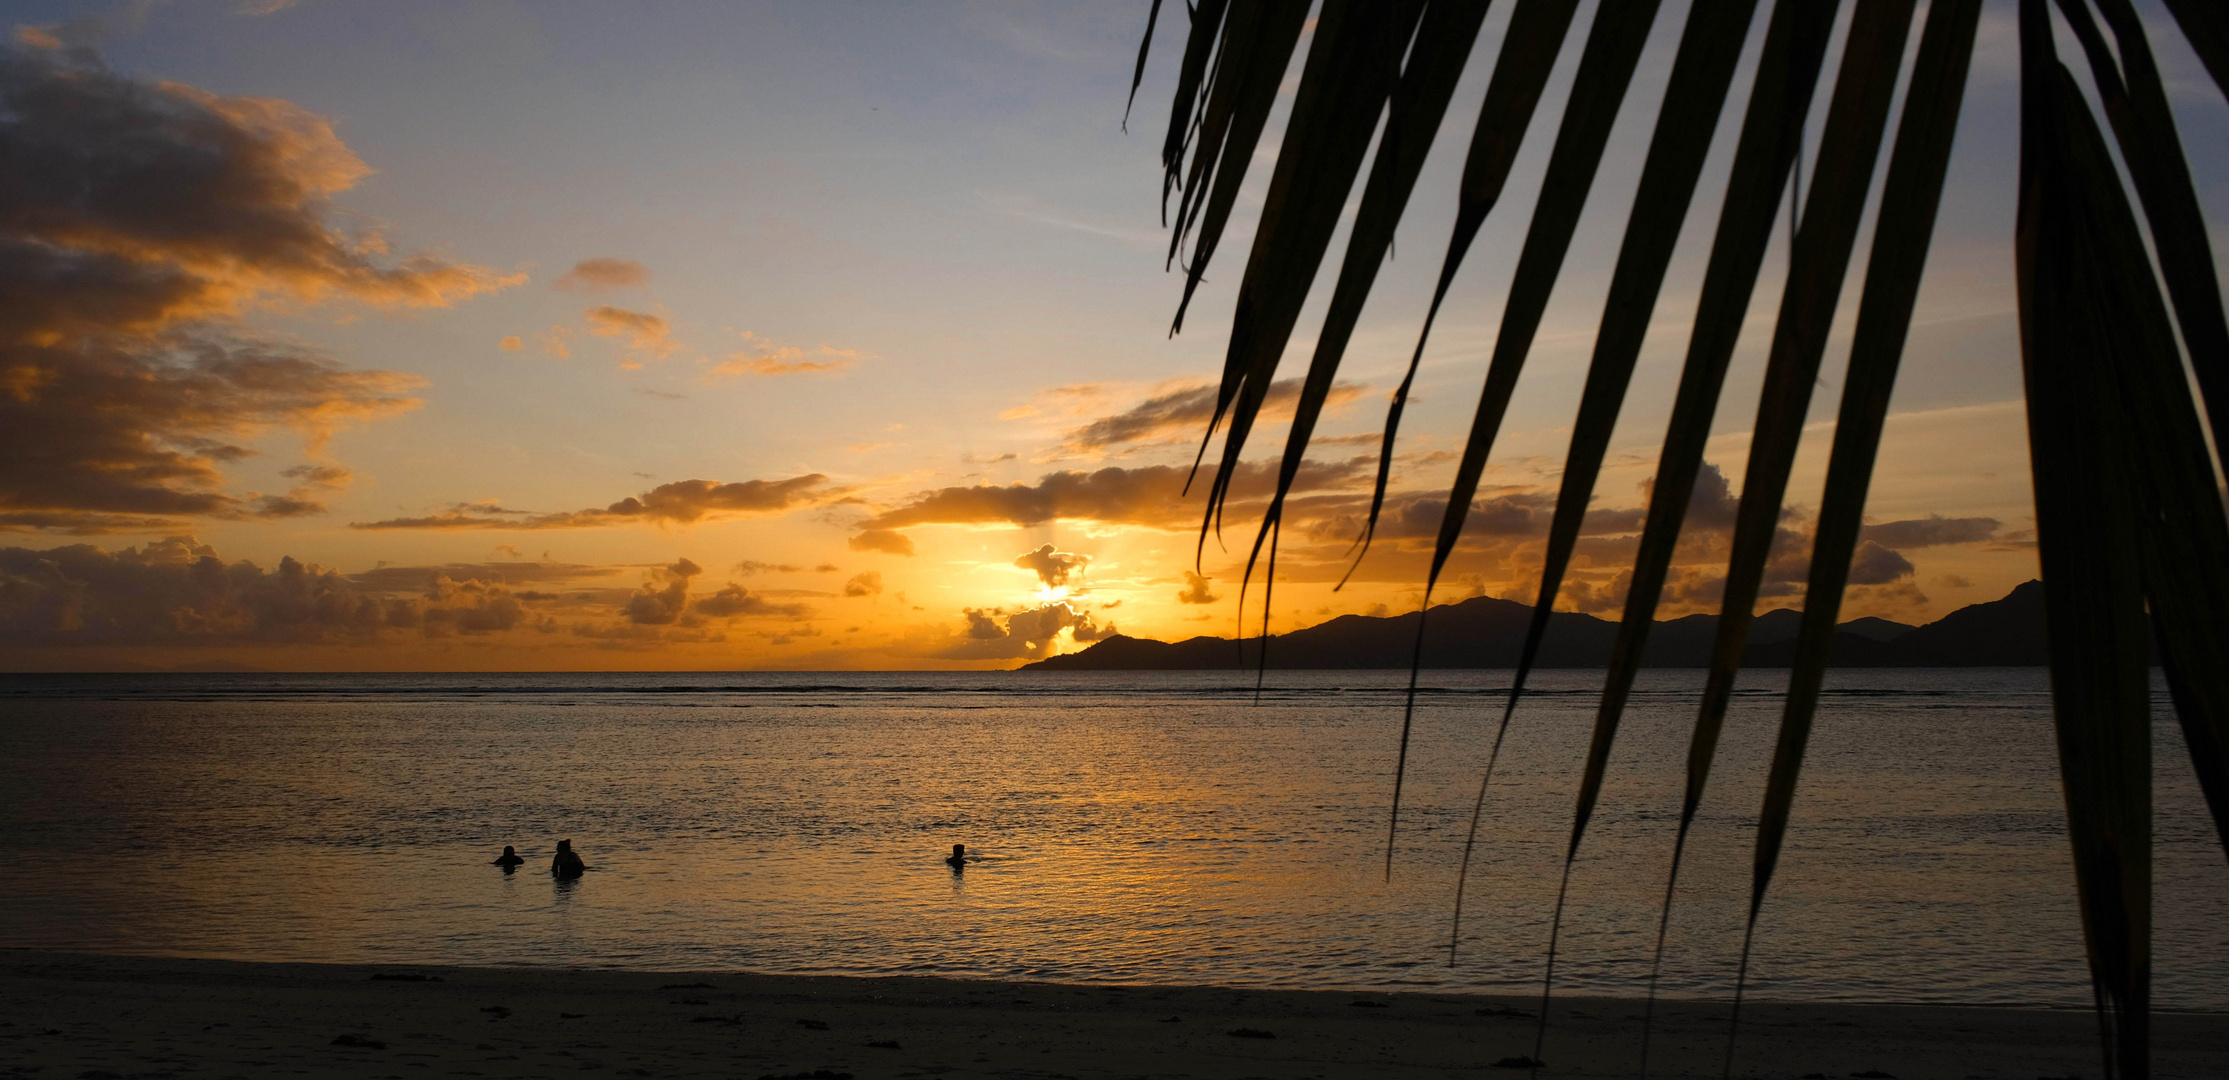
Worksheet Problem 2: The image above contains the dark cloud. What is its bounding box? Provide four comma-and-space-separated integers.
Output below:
1642, 462, 1742, 531
0, 44, 514, 533
939, 601, 1102, 660
843, 571, 883, 597
1061, 378, 1366, 452
1176, 571, 1217, 605
334, 557, 616, 595
1299, 492, 1559, 544
615, 557, 811, 625
1013, 544, 1088, 588
350, 475, 833, 530
1559, 569, 1630, 614
858, 458, 1370, 537
381, 575, 530, 635
863, 466, 1196, 532
3, 336, 424, 532
848, 529, 916, 556
623, 558, 700, 625
281, 464, 353, 488
249, 493, 324, 518
694, 583, 809, 619
555, 257, 649, 292
0, 537, 829, 652
1859, 515, 1999, 549
1846, 540, 1918, 586
0, 537, 548, 645
0, 510, 180, 535
733, 560, 803, 576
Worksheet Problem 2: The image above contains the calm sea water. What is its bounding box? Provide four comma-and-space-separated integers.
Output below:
2, 668, 2223, 1007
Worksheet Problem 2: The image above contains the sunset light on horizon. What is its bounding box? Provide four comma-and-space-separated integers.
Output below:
5, 0, 2220, 672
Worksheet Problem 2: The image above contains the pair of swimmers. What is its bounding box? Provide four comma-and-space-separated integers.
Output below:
492, 840, 587, 879
501, 841, 961, 876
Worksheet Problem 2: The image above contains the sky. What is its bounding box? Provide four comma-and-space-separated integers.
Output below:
3, 0, 2224, 671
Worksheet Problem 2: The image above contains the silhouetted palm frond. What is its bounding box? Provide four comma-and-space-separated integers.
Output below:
1136, 1, 2229, 1076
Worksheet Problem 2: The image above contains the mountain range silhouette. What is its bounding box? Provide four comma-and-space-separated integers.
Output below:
1023, 580, 2055, 670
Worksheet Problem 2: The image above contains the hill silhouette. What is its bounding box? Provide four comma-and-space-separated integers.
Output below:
1022, 580, 2046, 670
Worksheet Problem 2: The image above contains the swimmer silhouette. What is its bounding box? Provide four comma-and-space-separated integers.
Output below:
946, 843, 967, 871
551, 839, 587, 879
492, 845, 524, 871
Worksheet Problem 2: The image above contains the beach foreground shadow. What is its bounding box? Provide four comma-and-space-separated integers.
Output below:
4, 950, 2222, 1078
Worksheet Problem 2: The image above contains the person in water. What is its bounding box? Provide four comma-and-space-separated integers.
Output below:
492, 845, 524, 870
945, 843, 967, 870
551, 839, 587, 879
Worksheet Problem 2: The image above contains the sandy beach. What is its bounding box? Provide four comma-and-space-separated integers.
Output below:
2, 949, 2223, 1079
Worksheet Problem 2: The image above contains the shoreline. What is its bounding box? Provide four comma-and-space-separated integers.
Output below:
6, 949, 2225, 1078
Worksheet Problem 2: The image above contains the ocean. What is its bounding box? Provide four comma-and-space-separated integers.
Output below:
3, 667, 2223, 1008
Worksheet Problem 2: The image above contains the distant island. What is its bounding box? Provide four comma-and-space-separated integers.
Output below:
1022, 580, 2051, 670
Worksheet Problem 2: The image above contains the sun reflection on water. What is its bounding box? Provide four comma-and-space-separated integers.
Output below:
0, 668, 2223, 1006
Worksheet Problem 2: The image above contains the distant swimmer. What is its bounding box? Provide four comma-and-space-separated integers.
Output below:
492, 845, 524, 870
946, 843, 968, 870
551, 839, 587, 879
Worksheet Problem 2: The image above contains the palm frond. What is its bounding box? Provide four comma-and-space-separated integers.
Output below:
2054, 0, 2229, 478
1391, 0, 1673, 887
1157, 0, 1229, 225
2161, 0, 2229, 102
1350, 0, 1583, 577
1475, 0, 1764, 1045
1122, 0, 1163, 131
1185, 0, 1429, 560
1166, 3, 1312, 307
1734, 2, 1982, 1072
2017, 5, 2163, 1073
1135, 0, 2229, 1074
1238, 0, 1498, 672
1755, 0, 1983, 988
1683, 7, 1923, 1071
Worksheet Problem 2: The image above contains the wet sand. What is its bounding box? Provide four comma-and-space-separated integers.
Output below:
3, 949, 2223, 1078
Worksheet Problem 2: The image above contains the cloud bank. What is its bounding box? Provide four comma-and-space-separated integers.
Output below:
1060, 377, 1367, 453
0, 44, 515, 534
0, 537, 546, 645
352, 475, 834, 530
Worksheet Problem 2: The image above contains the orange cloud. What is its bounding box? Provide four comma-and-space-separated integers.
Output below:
583, 305, 676, 358
847, 529, 915, 557
538, 325, 574, 358
350, 475, 835, 530
555, 257, 650, 292
707, 332, 856, 378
